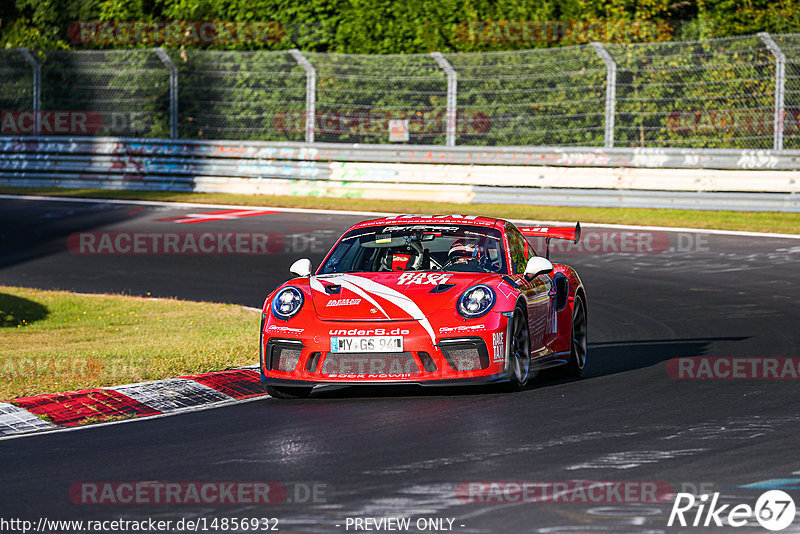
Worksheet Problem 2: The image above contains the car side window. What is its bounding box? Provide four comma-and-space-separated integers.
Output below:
506, 226, 529, 274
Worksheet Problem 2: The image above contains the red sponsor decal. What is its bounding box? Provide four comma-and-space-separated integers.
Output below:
666, 358, 800, 380
67, 232, 285, 255
1, 111, 104, 134
456, 481, 674, 503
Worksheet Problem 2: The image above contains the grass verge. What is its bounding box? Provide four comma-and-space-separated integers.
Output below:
1, 186, 798, 235
0, 286, 260, 400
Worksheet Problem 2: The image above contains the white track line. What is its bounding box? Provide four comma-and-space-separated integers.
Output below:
0, 194, 395, 217
2, 193, 798, 239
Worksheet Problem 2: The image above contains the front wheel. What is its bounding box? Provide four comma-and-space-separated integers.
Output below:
264, 385, 313, 399
504, 305, 532, 391
564, 295, 587, 378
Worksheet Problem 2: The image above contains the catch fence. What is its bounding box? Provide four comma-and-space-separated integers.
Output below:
1, 33, 800, 149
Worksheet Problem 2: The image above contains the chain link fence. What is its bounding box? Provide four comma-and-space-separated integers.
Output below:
173, 50, 306, 141
308, 52, 448, 145
1, 32, 799, 149
608, 35, 776, 149
39, 50, 170, 137
777, 33, 800, 150
0, 50, 34, 118
445, 46, 607, 146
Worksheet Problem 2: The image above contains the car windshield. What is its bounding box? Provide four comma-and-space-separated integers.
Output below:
318, 224, 507, 275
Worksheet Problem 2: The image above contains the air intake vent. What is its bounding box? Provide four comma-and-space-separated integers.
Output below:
554, 273, 569, 311
306, 352, 321, 372
267, 340, 303, 372
439, 338, 490, 371
430, 283, 456, 293
417, 351, 437, 372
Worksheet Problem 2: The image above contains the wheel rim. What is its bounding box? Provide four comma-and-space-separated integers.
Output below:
511, 311, 531, 385
572, 298, 587, 369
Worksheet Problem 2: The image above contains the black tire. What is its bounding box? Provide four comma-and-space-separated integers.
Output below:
504, 305, 532, 391
264, 385, 313, 399
564, 295, 588, 378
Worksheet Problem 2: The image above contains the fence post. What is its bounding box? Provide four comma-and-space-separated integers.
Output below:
289, 49, 316, 144
155, 48, 178, 139
17, 48, 41, 136
758, 32, 785, 151
590, 42, 616, 149
431, 52, 457, 147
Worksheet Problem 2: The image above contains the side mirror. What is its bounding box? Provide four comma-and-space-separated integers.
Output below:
290, 258, 312, 277
524, 256, 554, 280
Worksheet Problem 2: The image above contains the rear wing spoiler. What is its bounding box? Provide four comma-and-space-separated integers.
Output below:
518, 222, 581, 259
518, 222, 581, 243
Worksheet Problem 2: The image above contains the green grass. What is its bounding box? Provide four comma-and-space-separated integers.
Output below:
2, 186, 798, 235
0, 286, 260, 400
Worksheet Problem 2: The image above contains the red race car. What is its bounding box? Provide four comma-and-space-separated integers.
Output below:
260, 215, 587, 398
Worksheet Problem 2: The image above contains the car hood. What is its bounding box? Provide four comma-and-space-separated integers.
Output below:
308, 272, 497, 322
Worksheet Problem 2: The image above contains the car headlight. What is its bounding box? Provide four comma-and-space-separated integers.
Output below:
271, 287, 304, 320
457, 284, 495, 319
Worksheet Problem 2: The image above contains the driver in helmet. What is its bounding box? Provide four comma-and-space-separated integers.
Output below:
448, 238, 485, 265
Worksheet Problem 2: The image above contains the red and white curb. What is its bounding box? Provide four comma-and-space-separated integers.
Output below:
0, 369, 266, 438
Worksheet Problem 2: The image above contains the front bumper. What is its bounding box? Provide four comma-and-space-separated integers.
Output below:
261, 315, 512, 387
261, 372, 510, 388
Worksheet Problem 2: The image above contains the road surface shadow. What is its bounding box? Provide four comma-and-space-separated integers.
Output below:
306, 336, 749, 400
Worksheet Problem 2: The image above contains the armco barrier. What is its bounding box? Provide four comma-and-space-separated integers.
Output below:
1, 137, 799, 211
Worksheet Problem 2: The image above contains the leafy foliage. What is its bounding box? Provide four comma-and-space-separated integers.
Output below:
4, 0, 800, 52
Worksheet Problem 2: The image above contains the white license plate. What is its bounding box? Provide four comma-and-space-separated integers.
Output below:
330, 336, 403, 353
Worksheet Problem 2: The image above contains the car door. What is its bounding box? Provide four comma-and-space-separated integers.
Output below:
506, 224, 551, 352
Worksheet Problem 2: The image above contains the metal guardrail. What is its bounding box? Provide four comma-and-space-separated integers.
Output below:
3, 137, 800, 169
1, 137, 798, 212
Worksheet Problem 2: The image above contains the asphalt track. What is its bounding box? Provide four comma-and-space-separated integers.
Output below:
1, 196, 800, 534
